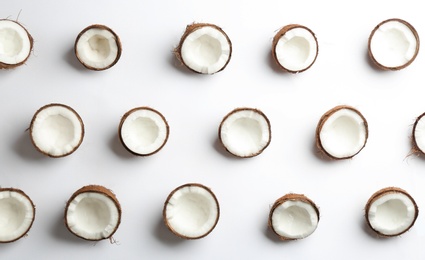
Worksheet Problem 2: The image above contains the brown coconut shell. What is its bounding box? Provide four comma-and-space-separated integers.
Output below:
74, 24, 122, 71
272, 24, 318, 73
163, 183, 220, 240
174, 23, 232, 74
365, 187, 418, 237
0, 188, 35, 243
315, 105, 368, 160
0, 19, 33, 69
411, 112, 425, 155
218, 107, 272, 158
368, 18, 420, 71
29, 103, 85, 158
118, 106, 170, 156
64, 185, 122, 241
268, 193, 320, 241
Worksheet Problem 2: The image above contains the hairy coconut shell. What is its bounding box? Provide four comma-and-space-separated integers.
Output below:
0, 19, 33, 69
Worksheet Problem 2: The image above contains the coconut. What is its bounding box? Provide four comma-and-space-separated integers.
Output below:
316, 105, 368, 159
74, 24, 122, 71
163, 183, 220, 239
65, 185, 121, 241
219, 108, 271, 158
368, 18, 419, 70
29, 103, 84, 158
365, 187, 418, 237
0, 19, 33, 69
0, 188, 35, 243
272, 24, 318, 73
412, 112, 425, 155
119, 107, 169, 156
175, 23, 232, 74
268, 193, 320, 240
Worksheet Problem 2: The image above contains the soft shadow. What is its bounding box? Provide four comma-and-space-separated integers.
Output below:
64, 47, 86, 71
264, 225, 293, 245
13, 130, 46, 161
109, 132, 136, 159
153, 217, 185, 246
361, 217, 391, 241
50, 212, 88, 245
310, 134, 334, 162
365, 47, 390, 73
267, 49, 288, 74
167, 51, 210, 77
213, 137, 242, 161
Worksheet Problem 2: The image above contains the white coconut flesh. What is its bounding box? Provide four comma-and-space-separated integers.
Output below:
0, 20, 31, 66
66, 192, 120, 240
120, 108, 168, 155
319, 108, 367, 159
220, 109, 271, 157
271, 200, 319, 239
274, 27, 317, 72
181, 26, 231, 74
0, 190, 34, 243
164, 184, 219, 239
413, 114, 425, 153
369, 20, 418, 69
367, 192, 417, 236
76, 26, 120, 70
31, 104, 83, 157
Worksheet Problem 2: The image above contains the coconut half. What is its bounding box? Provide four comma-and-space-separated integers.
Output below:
0, 188, 35, 243
272, 24, 318, 73
119, 107, 169, 156
0, 19, 33, 69
29, 103, 84, 158
65, 185, 121, 241
412, 112, 425, 155
75, 24, 122, 71
316, 105, 368, 159
365, 187, 418, 237
219, 108, 271, 158
175, 23, 232, 74
368, 18, 419, 70
163, 183, 220, 239
269, 194, 319, 240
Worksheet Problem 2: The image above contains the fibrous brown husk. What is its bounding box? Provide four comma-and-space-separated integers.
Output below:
271, 24, 318, 73
411, 112, 425, 155
163, 183, 220, 240
74, 24, 122, 71
315, 105, 368, 160
29, 103, 85, 158
0, 19, 33, 69
64, 185, 122, 241
268, 193, 320, 240
368, 18, 420, 71
118, 106, 170, 156
174, 23, 232, 74
0, 187, 36, 243
364, 187, 418, 237
218, 107, 271, 158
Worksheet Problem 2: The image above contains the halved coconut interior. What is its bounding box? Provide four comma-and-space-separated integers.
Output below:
219, 108, 271, 158
316, 105, 368, 159
0, 188, 35, 243
368, 18, 419, 70
163, 183, 219, 239
30, 103, 84, 158
65, 185, 121, 241
0, 19, 33, 69
176, 23, 232, 74
269, 194, 319, 240
75, 24, 121, 70
272, 24, 318, 73
365, 187, 418, 237
119, 107, 169, 156
412, 112, 425, 154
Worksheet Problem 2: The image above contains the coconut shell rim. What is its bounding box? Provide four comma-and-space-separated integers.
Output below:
411, 112, 425, 155
368, 18, 420, 71
0, 187, 36, 243
162, 183, 220, 240
118, 106, 170, 156
218, 107, 272, 158
271, 24, 319, 74
174, 22, 232, 74
74, 24, 122, 71
64, 184, 122, 241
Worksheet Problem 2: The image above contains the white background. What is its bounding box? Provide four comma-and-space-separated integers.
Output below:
1, 0, 425, 259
